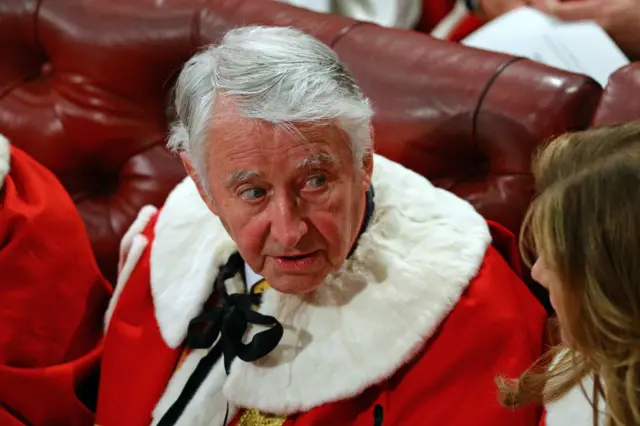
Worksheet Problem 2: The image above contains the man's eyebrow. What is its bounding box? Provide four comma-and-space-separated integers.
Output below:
227, 170, 260, 187
296, 152, 338, 169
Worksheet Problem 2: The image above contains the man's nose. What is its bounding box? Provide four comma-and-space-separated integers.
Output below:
269, 193, 308, 249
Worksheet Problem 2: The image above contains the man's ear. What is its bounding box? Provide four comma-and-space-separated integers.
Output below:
361, 125, 375, 190
361, 151, 374, 190
180, 152, 217, 214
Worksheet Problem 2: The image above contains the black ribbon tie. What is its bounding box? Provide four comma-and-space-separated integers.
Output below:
157, 252, 283, 426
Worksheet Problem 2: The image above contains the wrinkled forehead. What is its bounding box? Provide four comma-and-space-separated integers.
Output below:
208, 113, 352, 165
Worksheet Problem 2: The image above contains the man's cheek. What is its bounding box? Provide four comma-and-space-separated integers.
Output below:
315, 218, 346, 253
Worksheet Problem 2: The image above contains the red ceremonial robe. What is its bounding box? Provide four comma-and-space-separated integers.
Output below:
97, 155, 546, 426
0, 135, 112, 425
429, 0, 487, 42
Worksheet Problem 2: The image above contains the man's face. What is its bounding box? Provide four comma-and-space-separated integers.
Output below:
191, 112, 372, 294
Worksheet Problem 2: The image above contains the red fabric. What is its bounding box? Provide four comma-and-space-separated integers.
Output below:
447, 14, 486, 42
98, 216, 546, 426
0, 146, 112, 425
96, 214, 182, 426
418, 0, 457, 32
232, 246, 545, 426
487, 219, 523, 278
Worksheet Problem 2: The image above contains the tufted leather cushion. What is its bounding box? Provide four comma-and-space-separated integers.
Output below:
0, 0, 193, 282
593, 62, 640, 126
332, 29, 601, 234
0, 0, 603, 283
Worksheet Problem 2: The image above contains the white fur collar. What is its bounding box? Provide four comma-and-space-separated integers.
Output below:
0, 134, 10, 189
150, 155, 491, 424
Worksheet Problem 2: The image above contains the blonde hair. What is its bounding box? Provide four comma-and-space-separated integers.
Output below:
498, 120, 640, 426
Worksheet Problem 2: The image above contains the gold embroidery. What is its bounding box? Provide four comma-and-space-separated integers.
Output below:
233, 283, 283, 425
250, 279, 270, 310
175, 346, 189, 370
235, 409, 286, 426
251, 279, 270, 295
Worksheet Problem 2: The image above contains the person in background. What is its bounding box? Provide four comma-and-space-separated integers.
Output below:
430, 0, 527, 40
498, 121, 640, 426
467, 0, 526, 20
275, 0, 422, 29
97, 25, 546, 426
0, 134, 112, 425
461, 0, 640, 59
532, 0, 640, 59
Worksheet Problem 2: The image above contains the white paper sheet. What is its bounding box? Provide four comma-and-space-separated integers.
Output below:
461, 7, 630, 87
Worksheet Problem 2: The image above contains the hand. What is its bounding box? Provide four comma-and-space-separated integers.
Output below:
532, 0, 640, 59
477, 0, 528, 20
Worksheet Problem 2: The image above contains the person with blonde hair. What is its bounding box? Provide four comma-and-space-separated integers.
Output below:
499, 120, 640, 426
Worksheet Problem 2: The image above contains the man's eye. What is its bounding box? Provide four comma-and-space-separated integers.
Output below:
306, 175, 327, 189
239, 187, 266, 201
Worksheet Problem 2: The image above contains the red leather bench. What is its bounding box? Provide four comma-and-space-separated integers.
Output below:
593, 62, 640, 126
0, 0, 602, 287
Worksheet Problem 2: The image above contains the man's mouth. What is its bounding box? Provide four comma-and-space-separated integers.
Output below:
272, 251, 319, 271
280, 254, 312, 260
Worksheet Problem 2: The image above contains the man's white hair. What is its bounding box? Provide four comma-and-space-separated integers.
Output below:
167, 26, 374, 181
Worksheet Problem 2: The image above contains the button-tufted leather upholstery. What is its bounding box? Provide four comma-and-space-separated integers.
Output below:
593, 62, 640, 126
0, 0, 603, 284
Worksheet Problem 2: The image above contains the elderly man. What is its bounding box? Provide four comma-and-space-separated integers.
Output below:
96, 26, 546, 426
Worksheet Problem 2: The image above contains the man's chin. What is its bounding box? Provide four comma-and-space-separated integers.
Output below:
265, 273, 326, 295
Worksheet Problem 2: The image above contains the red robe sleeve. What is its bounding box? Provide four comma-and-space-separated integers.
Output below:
96, 212, 184, 426
539, 408, 547, 425
385, 245, 546, 425
0, 145, 112, 425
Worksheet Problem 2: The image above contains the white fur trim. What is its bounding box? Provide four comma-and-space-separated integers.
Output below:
150, 155, 491, 423
430, 0, 468, 39
150, 185, 239, 349
0, 134, 10, 189
151, 350, 237, 426
104, 234, 149, 331
118, 205, 158, 274
105, 205, 158, 331
150, 271, 245, 426
544, 350, 607, 426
